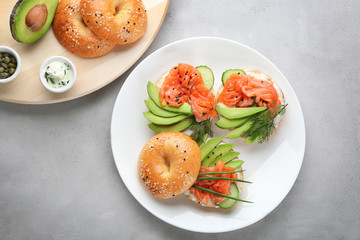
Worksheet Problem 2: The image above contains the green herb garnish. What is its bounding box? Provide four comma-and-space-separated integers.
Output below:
192, 185, 253, 203
189, 118, 213, 145
244, 104, 287, 143
44, 72, 55, 85
198, 170, 245, 175
197, 176, 252, 183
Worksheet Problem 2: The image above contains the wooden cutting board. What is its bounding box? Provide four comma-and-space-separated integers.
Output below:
0, 0, 169, 104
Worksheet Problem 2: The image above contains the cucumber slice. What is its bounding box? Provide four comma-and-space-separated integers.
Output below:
196, 66, 214, 90
226, 120, 255, 139
225, 160, 244, 169
218, 183, 239, 209
148, 117, 193, 133
209, 151, 240, 167
147, 81, 193, 114
200, 137, 223, 160
215, 117, 248, 129
216, 106, 266, 119
221, 69, 246, 85
202, 144, 236, 167
143, 112, 189, 125
144, 100, 180, 118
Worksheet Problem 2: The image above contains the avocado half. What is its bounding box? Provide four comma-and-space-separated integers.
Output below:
10, 0, 58, 43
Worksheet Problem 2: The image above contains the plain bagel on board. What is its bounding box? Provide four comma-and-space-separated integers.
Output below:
80, 0, 147, 44
138, 131, 201, 199
52, 0, 116, 58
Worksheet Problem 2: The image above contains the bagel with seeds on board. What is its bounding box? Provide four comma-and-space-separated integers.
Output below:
80, 0, 147, 44
138, 131, 201, 199
52, 0, 116, 58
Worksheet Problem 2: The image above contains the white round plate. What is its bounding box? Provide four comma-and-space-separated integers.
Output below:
111, 37, 305, 233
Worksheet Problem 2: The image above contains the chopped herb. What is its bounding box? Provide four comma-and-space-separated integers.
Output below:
244, 104, 288, 143
189, 118, 213, 145
197, 176, 252, 183
192, 186, 253, 203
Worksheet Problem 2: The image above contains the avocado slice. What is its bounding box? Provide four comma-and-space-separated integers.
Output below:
216, 106, 266, 119
196, 66, 214, 90
10, 0, 59, 43
200, 137, 223, 160
148, 117, 193, 133
147, 82, 193, 115
144, 100, 181, 118
221, 69, 246, 85
202, 143, 236, 167
215, 117, 249, 129
244, 135, 261, 144
226, 120, 254, 139
209, 151, 240, 167
143, 112, 189, 125
225, 160, 244, 169
198, 134, 209, 148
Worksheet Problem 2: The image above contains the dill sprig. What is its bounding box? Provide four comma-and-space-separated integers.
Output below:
189, 118, 213, 145
244, 104, 288, 143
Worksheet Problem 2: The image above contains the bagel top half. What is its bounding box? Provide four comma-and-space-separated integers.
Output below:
80, 0, 147, 44
52, 0, 117, 58
138, 131, 201, 199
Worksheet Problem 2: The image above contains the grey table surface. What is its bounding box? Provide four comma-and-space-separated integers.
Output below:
1, 0, 360, 239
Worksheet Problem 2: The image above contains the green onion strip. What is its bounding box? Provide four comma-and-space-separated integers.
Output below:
197, 176, 252, 183
191, 185, 253, 203
198, 170, 246, 175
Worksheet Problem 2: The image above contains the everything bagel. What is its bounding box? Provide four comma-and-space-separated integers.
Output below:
80, 0, 147, 44
52, 0, 116, 58
138, 131, 201, 199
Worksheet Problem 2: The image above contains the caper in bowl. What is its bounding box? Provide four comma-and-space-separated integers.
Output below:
0, 46, 21, 84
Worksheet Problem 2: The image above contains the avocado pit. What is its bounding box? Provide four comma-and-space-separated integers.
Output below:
25, 4, 48, 32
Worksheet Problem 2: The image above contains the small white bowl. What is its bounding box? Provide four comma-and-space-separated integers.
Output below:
0, 46, 21, 84
39, 56, 77, 93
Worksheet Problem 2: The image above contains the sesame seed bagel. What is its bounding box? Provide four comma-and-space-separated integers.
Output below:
53, 0, 116, 58
80, 0, 147, 44
138, 131, 201, 199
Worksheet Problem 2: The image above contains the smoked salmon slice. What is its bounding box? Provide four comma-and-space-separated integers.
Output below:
159, 63, 217, 122
190, 161, 237, 204
217, 73, 281, 109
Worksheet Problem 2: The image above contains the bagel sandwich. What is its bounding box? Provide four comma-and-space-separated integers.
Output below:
143, 63, 218, 145
215, 68, 287, 143
183, 136, 251, 208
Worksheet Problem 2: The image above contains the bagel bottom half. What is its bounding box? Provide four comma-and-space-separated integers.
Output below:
216, 69, 286, 134
138, 131, 201, 199
183, 167, 244, 208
